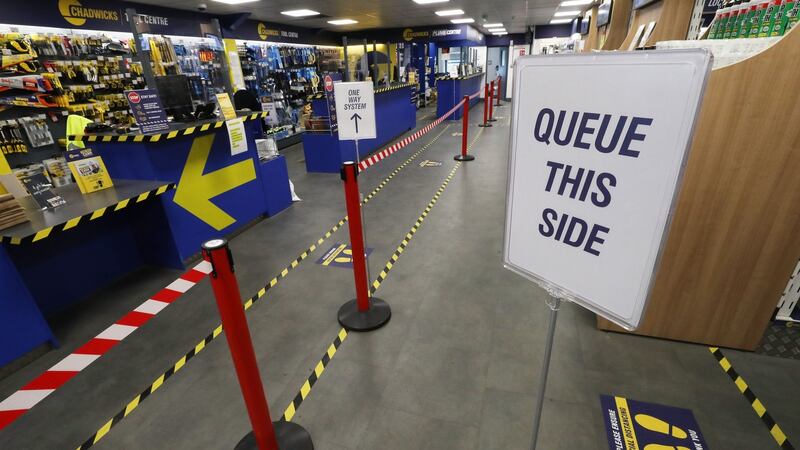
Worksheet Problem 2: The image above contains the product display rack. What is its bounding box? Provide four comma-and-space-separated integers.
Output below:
597, 20, 800, 350
0, 26, 145, 193
236, 41, 343, 145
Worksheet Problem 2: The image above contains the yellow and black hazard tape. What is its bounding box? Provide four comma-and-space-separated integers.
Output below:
1, 183, 175, 246
281, 128, 483, 425
306, 82, 418, 102
709, 347, 795, 449
71, 112, 270, 144
435, 72, 485, 81
74, 119, 453, 450
282, 328, 348, 421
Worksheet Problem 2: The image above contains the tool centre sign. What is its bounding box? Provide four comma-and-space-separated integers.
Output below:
503, 51, 711, 329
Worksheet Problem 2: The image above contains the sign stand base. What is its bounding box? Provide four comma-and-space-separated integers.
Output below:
529, 295, 561, 450
478, 123, 492, 128
454, 154, 475, 162
338, 298, 391, 331
236, 421, 314, 450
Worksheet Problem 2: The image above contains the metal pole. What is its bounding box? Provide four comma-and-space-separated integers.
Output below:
337, 163, 391, 332
210, 18, 235, 96
372, 41, 378, 87
362, 39, 369, 82
529, 296, 561, 450
126, 8, 157, 91
342, 36, 349, 81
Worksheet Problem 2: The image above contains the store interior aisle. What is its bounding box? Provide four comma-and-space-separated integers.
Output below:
0, 103, 798, 450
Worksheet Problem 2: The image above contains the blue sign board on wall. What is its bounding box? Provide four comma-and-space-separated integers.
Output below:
600, 395, 708, 450
125, 89, 169, 134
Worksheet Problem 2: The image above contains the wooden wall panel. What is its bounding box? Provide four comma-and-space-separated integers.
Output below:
598, 27, 800, 350
601, 0, 633, 50
619, 0, 692, 49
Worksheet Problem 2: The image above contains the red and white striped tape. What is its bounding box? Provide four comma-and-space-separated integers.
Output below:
358, 91, 481, 171
0, 261, 212, 430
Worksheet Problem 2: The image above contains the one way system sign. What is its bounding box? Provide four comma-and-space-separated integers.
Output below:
334, 81, 376, 140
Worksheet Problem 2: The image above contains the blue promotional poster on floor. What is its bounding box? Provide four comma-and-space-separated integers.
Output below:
600, 395, 708, 450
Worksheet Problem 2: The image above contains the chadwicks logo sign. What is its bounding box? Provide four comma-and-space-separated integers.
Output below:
59, 0, 119, 26
257, 22, 299, 40
403, 28, 430, 41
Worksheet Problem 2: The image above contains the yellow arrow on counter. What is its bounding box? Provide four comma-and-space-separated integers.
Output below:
173, 133, 256, 231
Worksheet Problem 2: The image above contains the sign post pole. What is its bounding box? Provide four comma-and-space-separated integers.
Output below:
496, 76, 503, 107
337, 162, 391, 331
487, 81, 497, 123
528, 295, 561, 450
454, 95, 475, 161
478, 83, 491, 128
201, 239, 313, 450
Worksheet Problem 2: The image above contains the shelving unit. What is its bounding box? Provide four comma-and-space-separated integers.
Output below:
597, 25, 800, 350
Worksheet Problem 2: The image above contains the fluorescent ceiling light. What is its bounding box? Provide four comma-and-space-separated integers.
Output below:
328, 19, 358, 25
554, 10, 581, 16
492, 32, 508, 36
560, 0, 593, 6
435, 9, 464, 16
487, 27, 506, 31
281, 9, 320, 17
212, 0, 259, 4
413, 0, 449, 3
451, 18, 475, 23
550, 18, 573, 24
483, 23, 503, 28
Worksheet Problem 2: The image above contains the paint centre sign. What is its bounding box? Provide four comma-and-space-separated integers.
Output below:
503, 51, 712, 329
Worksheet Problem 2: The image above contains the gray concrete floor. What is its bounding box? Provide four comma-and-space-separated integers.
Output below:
0, 103, 798, 449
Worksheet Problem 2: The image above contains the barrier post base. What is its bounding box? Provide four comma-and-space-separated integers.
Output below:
478, 123, 492, 127
338, 298, 391, 331
487, 118, 498, 123
236, 421, 314, 450
454, 154, 475, 161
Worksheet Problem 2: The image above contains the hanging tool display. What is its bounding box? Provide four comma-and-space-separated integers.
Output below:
0, 122, 28, 154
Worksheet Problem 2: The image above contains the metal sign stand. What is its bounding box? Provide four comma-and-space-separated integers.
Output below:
529, 294, 562, 450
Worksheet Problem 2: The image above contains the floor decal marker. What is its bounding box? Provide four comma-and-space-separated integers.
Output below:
71, 114, 452, 449
0, 260, 212, 431
281, 128, 484, 424
709, 347, 795, 449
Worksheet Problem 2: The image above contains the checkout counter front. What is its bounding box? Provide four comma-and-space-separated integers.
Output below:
436, 72, 484, 121
301, 82, 418, 173
0, 112, 293, 367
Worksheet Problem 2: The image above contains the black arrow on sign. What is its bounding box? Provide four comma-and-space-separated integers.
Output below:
350, 113, 362, 133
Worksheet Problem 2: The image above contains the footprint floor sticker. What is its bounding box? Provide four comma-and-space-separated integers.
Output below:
600, 395, 708, 450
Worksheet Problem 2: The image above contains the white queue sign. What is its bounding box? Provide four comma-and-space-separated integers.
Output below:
503, 50, 712, 329
334, 81, 376, 141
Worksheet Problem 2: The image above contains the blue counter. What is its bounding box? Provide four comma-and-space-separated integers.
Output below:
0, 113, 293, 368
88, 114, 293, 261
302, 84, 417, 173
436, 72, 485, 121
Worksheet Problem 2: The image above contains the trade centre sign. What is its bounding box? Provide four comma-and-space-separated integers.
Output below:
503, 51, 712, 329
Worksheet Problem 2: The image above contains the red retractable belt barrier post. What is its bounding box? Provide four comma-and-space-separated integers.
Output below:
202, 239, 313, 450
478, 83, 491, 128
337, 162, 391, 332
454, 96, 475, 162
496, 76, 503, 106
488, 80, 497, 123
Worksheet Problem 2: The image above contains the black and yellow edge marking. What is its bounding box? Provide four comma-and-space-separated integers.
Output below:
280, 127, 483, 423
73, 119, 454, 450
709, 347, 795, 449
435, 72, 485, 81
1, 184, 175, 246
71, 113, 270, 143
306, 82, 419, 101
282, 328, 348, 422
